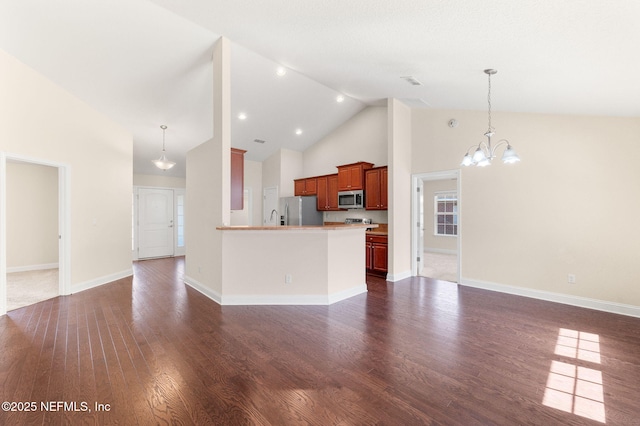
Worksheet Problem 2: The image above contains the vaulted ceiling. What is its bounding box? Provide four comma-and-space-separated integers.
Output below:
2, 1, 639, 177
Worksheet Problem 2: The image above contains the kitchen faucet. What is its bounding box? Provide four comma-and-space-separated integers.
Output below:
269, 209, 278, 222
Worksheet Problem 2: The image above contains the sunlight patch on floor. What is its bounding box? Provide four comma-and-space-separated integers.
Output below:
543, 328, 606, 423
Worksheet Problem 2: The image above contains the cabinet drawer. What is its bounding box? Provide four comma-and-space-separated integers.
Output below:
366, 234, 388, 244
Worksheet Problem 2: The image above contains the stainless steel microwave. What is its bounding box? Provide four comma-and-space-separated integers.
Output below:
338, 190, 364, 209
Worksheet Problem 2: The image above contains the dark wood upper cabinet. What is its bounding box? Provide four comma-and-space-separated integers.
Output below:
365, 166, 388, 210
316, 174, 341, 211
230, 148, 246, 210
337, 162, 374, 191
294, 177, 317, 196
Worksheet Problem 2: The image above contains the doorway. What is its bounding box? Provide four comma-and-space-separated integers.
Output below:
136, 188, 175, 259
412, 170, 461, 283
263, 186, 279, 225
0, 154, 70, 315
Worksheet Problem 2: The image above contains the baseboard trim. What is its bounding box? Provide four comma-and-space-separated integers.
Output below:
460, 278, 640, 319
387, 269, 412, 282
7, 263, 59, 273
71, 268, 133, 294
327, 284, 367, 304
183, 275, 222, 305
183, 278, 366, 306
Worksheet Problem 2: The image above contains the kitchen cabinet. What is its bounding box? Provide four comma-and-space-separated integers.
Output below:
365, 166, 388, 210
337, 162, 374, 191
316, 174, 342, 211
294, 177, 317, 196
231, 148, 246, 210
366, 234, 388, 275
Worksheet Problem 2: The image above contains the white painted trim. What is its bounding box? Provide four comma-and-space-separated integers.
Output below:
183, 275, 222, 304
0, 153, 6, 316
424, 248, 458, 255
7, 263, 59, 273
0, 153, 71, 316
411, 170, 461, 283
184, 278, 366, 306
71, 268, 133, 294
327, 284, 368, 304
58, 165, 71, 296
460, 278, 640, 319
386, 269, 412, 282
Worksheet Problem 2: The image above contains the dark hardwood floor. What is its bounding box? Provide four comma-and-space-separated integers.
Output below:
1, 257, 640, 425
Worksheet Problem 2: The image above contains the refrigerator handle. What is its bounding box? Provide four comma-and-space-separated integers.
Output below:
284, 202, 288, 226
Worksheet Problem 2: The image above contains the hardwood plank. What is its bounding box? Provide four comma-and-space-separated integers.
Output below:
1, 256, 640, 425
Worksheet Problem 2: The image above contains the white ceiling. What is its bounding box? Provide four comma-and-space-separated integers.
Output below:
2, 1, 639, 177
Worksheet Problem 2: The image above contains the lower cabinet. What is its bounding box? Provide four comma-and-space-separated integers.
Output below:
366, 234, 388, 275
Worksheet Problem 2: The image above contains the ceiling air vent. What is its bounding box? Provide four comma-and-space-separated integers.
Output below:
401, 76, 423, 86
253, 139, 266, 144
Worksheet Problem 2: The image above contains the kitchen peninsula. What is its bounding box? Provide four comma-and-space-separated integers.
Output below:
215, 223, 376, 305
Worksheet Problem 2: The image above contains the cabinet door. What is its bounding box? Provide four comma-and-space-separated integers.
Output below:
366, 242, 373, 269
372, 243, 388, 273
327, 174, 340, 210
337, 167, 351, 191
304, 177, 317, 195
365, 169, 381, 209
294, 179, 305, 196
230, 148, 246, 210
348, 166, 364, 190
316, 176, 328, 210
380, 167, 388, 209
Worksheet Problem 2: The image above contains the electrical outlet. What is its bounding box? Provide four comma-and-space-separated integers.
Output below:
568, 274, 576, 284
285, 274, 292, 284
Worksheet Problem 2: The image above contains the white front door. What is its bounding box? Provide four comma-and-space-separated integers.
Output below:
138, 188, 174, 259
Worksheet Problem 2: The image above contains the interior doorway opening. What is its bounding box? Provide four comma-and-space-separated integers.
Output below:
1, 154, 70, 315
412, 170, 461, 283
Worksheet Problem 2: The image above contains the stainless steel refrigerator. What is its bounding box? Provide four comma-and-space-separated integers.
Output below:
279, 196, 323, 226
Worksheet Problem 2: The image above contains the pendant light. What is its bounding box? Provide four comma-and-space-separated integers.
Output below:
152, 125, 176, 171
461, 69, 520, 167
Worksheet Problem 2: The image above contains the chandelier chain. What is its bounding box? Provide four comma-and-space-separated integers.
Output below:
487, 72, 492, 133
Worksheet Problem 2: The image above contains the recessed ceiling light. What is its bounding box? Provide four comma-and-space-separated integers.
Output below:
295, 128, 303, 135
336, 95, 345, 103
276, 66, 287, 77
238, 112, 247, 120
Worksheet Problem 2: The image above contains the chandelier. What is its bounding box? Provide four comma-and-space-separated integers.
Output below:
152, 125, 176, 171
461, 69, 520, 167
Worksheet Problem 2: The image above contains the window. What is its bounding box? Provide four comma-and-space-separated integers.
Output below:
176, 193, 185, 248
434, 192, 457, 236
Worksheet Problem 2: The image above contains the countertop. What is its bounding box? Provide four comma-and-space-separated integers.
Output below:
216, 224, 377, 231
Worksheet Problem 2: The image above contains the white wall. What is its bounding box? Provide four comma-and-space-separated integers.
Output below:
303, 106, 388, 177
387, 99, 412, 280
261, 148, 302, 199
1, 49, 132, 290
184, 37, 231, 296
412, 108, 640, 309
244, 159, 263, 226
6, 162, 58, 269
133, 173, 186, 188
422, 179, 457, 252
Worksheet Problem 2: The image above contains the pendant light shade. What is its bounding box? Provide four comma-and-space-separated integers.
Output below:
153, 125, 176, 171
461, 69, 520, 167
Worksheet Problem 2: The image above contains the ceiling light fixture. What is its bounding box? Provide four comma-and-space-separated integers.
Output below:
276, 66, 287, 76
295, 128, 303, 135
238, 112, 247, 120
336, 95, 345, 103
461, 69, 520, 167
152, 125, 176, 171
